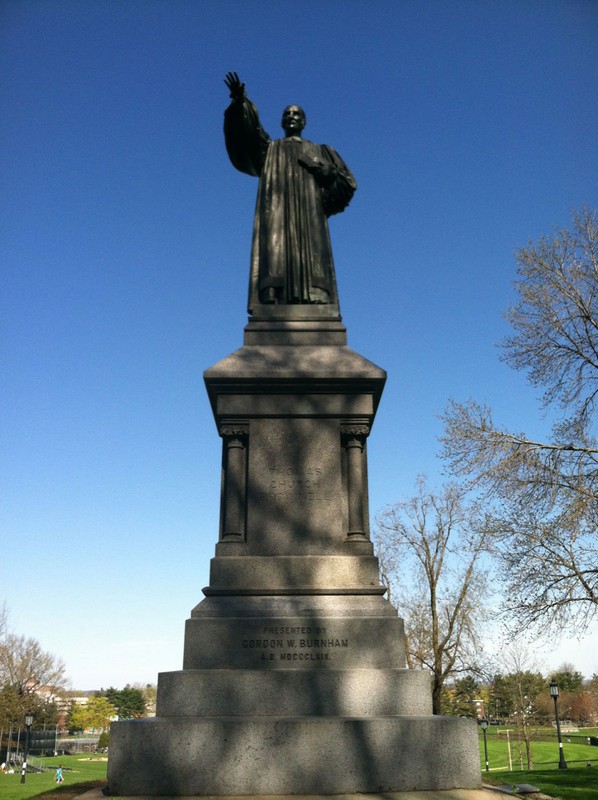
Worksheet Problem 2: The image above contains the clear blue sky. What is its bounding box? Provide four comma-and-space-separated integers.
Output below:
2, 0, 597, 689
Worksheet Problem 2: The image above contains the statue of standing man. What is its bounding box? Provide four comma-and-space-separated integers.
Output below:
223, 73, 357, 313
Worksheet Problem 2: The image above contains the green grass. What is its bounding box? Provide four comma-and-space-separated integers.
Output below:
479, 726, 598, 772
0, 754, 107, 800
485, 767, 597, 800
480, 726, 598, 800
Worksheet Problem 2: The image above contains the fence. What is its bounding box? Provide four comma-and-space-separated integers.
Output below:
1, 729, 100, 765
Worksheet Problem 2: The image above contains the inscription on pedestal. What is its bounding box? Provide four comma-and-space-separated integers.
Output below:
241, 624, 349, 662
247, 419, 344, 550
183, 616, 405, 670
259, 466, 332, 506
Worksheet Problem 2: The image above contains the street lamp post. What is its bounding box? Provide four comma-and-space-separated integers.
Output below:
480, 718, 490, 773
20, 712, 33, 784
550, 680, 568, 770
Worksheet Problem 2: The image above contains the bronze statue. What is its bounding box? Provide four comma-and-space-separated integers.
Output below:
224, 72, 356, 312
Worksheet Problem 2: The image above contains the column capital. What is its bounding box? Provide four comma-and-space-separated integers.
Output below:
219, 422, 249, 444
341, 423, 370, 448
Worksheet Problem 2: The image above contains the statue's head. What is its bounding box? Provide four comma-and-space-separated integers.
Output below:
281, 105, 306, 136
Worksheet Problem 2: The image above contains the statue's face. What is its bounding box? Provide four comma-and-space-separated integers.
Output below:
281, 105, 306, 136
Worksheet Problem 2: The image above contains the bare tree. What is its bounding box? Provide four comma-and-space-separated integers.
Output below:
493, 504, 596, 635
0, 619, 67, 728
0, 603, 8, 640
493, 643, 546, 770
0, 633, 66, 695
442, 208, 598, 636
375, 478, 491, 714
504, 207, 598, 435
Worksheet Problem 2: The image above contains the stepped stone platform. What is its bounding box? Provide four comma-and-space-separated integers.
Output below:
107, 314, 481, 796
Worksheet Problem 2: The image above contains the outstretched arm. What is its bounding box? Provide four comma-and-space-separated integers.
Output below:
223, 72, 269, 177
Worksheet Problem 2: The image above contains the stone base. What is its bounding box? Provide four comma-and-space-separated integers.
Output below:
85, 787, 513, 800
107, 330, 483, 797
156, 668, 433, 716
107, 715, 481, 796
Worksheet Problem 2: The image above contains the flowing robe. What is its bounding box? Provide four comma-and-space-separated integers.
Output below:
224, 97, 356, 312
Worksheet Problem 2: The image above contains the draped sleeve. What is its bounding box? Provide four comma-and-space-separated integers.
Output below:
320, 145, 357, 217
224, 98, 270, 177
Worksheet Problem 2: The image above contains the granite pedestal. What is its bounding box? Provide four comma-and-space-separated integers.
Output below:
107, 308, 481, 796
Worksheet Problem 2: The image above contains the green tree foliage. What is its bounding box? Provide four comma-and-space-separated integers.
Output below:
68, 696, 117, 733
489, 673, 515, 722
479, 660, 597, 729
442, 207, 598, 638
375, 478, 491, 714
0, 686, 26, 727
549, 663, 584, 692
450, 675, 480, 717
100, 685, 146, 718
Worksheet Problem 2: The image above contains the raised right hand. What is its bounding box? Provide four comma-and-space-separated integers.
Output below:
224, 72, 246, 101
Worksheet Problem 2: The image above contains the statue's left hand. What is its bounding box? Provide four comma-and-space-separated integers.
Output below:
298, 155, 334, 180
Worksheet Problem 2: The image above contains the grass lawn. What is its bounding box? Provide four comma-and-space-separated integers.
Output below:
480, 726, 598, 800
0, 754, 107, 800
485, 767, 597, 800
479, 726, 598, 772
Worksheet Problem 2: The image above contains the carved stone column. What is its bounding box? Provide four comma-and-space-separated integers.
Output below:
341, 423, 370, 540
219, 423, 248, 541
